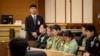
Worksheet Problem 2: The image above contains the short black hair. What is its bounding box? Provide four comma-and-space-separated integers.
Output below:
41, 24, 48, 29
85, 24, 96, 35
82, 24, 88, 28
9, 38, 28, 56
63, 30, 74, 39
52, 24, 61, 31
47, 26, 53, 31
57, 31, 64, 36
29, 4, 37, 8
85, 25, 96, 31
26, 51, 47, 56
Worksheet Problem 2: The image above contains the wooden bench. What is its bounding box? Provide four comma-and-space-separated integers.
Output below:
30, 48, 75, 56
0, 41, 77, 56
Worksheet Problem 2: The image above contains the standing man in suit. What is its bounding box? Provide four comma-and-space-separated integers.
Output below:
25, 4, 44, 41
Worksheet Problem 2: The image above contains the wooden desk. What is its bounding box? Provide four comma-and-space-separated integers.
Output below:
78, 46, 85, 56
79, 46, 85, 51
0, 24, 23, 41
30, 48, 75, 56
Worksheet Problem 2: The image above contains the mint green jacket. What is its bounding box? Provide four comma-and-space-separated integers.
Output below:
63, 39, 78, 54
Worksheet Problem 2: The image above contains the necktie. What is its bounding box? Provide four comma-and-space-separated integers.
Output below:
33, 16, 36, 24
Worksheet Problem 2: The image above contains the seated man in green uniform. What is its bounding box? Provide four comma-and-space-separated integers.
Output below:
78, 24, 87, 46
56, 31, 65, 51
49, 24, 61, 50
63, 30, 78, 54
46, 26, 54, 49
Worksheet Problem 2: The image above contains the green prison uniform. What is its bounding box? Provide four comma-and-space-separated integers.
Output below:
50, 36, 59, 50
82, 37, 87, 46
56, 39, 65, 51
46, 36, 54, 49
63, 39, 78, 54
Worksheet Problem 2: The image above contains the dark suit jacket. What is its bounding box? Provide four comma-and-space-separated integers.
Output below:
85, 36, 100, 56
25, 15, 44, 40
34, 33, 48, 49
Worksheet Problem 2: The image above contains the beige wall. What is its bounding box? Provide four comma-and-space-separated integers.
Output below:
83, 0, 93, 23
72, 0, 82, 23
56, 0, 65, 23
45, 0, 93, 24
45, 0, 55, 23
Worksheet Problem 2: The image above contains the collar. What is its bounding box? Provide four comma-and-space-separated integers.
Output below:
87, 35, 96, 41
68, 39, 75, 44
31, 14, 37, 17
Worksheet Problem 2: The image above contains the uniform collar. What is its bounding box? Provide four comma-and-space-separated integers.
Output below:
31, 14, 37, 17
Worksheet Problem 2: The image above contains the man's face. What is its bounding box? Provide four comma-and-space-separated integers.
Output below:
64, 36, 71, 42
52, 29, 59, 36
58, 36, 64, 40
98, 35, 100, 41
82, 27, 86, 36
30, 7, 37, 14
86, 30, 94, 38
47, 28, 53, 37
39, 25, 45, 34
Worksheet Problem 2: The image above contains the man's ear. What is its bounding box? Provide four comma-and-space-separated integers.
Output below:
57, 30, 60, 32
91, 31, 94, 34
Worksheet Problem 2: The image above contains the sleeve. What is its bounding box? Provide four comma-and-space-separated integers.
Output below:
25, 17, 32, 33
78, 36, 85, 46
39, 36, 48, 49
55, 40, 61, 51
67, 43, 78, 54
46, 38, 52, 49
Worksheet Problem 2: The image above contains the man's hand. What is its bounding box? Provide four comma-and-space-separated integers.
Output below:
83, 52, 90, 56
32, 32, 38, 38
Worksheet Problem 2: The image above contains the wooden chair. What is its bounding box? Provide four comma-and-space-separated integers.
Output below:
9, 28, 15, 40
26, 51, 47, 56
30, 48, 75, 56
0, 41, 9, 56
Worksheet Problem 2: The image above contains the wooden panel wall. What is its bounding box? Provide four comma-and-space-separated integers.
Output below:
1, 0, 100, 31
0, 0, 39, 23
38, 0, 45, 19
93, 0, 100, 31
